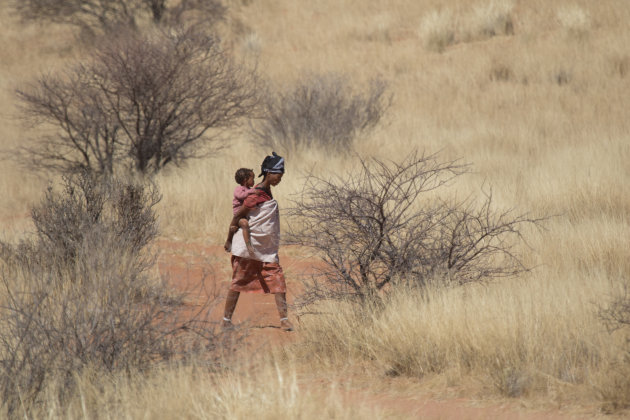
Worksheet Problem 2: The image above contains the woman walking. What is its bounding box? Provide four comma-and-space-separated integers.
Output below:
222, 152, 293, 331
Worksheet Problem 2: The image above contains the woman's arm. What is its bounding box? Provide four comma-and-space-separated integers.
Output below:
224, 205, 253, 251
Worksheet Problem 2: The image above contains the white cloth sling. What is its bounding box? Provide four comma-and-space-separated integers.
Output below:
231, 199, 280, 263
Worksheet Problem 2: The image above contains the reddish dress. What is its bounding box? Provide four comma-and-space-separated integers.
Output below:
230, 186, 286, 294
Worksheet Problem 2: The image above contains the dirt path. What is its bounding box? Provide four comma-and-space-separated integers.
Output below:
156, 239, 605, 420
156, 239, 304, 346
335, 387, 599, 419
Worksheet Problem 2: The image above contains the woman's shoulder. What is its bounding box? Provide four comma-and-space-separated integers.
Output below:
243, 187, 272, 208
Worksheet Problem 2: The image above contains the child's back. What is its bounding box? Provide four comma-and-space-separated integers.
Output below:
226, 168, 256, 255
233, 185, 251, 214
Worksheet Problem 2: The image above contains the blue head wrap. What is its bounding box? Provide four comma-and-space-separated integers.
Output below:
258, 152, 285, 177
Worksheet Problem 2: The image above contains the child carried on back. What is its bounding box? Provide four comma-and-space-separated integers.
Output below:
225, 168, 256, 254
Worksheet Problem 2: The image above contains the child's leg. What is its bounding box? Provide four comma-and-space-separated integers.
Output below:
239, 218, 256, 254
224, 225, 238, 252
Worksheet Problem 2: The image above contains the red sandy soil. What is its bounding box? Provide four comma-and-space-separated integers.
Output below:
156, 238, 311, 347
157, 239, 611, 420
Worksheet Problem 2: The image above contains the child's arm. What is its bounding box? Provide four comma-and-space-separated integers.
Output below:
233, 186, 250, 202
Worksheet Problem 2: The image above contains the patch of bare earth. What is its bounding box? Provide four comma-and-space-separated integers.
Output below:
156, 239, 608, 419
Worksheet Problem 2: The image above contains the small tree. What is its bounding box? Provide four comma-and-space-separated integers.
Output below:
251, 73, 391, 155
16, 27, 259, 176
287, 152, 545, 303
12, 0, 226, 33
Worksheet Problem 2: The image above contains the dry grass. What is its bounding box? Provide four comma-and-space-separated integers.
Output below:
419, 9, 455, 52
419, 0, 515, 52
467, 0, 515, 39
15, 361, 387, 419
1, 0, 629, 416
295, 271, 626, 399
557, 4, 591, 39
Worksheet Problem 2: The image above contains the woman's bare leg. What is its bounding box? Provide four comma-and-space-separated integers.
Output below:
275, 293, 293, 331
223, 290, 240, 327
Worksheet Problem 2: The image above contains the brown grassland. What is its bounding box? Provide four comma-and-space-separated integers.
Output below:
1, 0, 629, 418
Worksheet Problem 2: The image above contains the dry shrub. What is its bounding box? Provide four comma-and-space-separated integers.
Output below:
597, 362, 630, 413
489, 61, 514, 82
420, 0, 515, 52
600, 282, 630, 338
295, 279, 605, 400
31, 172, 158, 263
468, 0, 515, 39
287, 152, 544, 303
0, 171, 221, 415
251, 73, 390, 155
16, 26, 259, 176
488, 357, 532, 398
11, 0, 226, 35
419, 9, 455, 53
598, 281, 630, 411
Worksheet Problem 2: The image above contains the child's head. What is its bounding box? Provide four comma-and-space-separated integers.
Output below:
235, 168, 255, 187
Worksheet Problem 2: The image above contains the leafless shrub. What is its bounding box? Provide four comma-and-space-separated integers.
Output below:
16, 27, 259, 176
11, 0, 226, 35
599, 368, 630, 413
601, 283, 630, 335
31, 171, 159, 264
600, 281, 630, 358
0, 171, 223, 415
489, 358, 531, 397
489, 62, 514, 82
598, 282, 630, 411
251, 74, 390, 155
286, 152, 545, 303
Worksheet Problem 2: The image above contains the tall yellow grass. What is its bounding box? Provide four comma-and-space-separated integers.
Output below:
1, 0, 629, 415
295, 272, 627, 398
15, 361, 387, 419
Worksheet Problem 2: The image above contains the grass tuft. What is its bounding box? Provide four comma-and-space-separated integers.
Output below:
419, 9, 455, 53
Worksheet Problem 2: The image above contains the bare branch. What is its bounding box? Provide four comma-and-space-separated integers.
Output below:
11, 0, 226, 34
15, 27, 260, 176
0, 172, 231, 414
286, 152, 546, 304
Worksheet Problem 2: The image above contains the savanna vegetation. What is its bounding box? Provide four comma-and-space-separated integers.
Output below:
0, 0, 629, 418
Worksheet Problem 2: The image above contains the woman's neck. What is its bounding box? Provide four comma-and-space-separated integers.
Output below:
259, 177, 272, 190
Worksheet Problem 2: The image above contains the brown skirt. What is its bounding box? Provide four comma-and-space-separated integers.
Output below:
230, 255, 286, 294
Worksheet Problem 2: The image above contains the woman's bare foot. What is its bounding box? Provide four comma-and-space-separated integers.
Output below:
222, 318, 236, 331
280, 318, 294, 332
